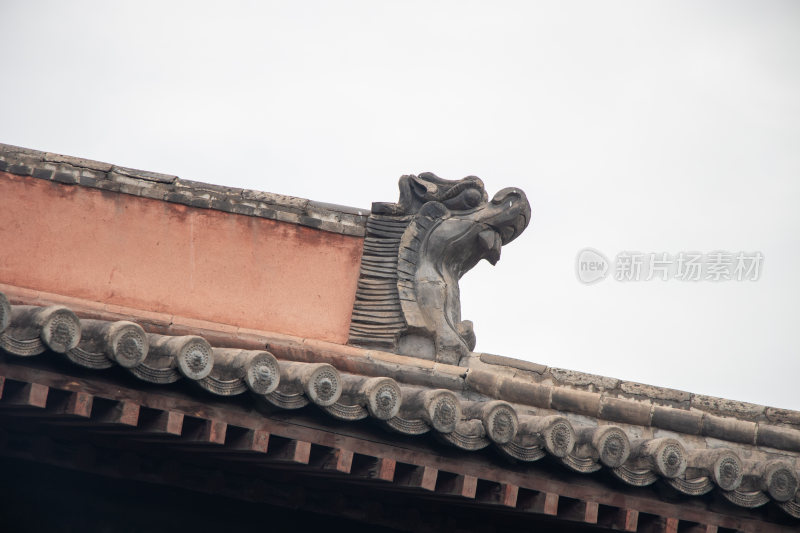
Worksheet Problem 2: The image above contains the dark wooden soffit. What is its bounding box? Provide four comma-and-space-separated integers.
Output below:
0, 359, 796, 533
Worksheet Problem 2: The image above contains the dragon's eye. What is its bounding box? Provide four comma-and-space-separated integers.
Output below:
462, 188, 482, 208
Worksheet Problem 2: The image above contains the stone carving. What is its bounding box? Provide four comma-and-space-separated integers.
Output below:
402, 388, 462, 433
483, 401, 519, 444
463, 400, 519, 444
198, 348, 280, 396
44, 309, 81, 354
612, 465, 659, 487
689, 449, 743, 491
563, 426, 625, 474
440, 419, 491, 450
762, 461, 800, 502
384, 416, 431, 436
0, 305, 81, 356
67, 320, 148, 369
174, 336, 214, 380
541, 417, 576, 458
106, 321, 149, 368
518, 415, 576, 458
723, 489, 770, 508
594, 426, 631, 468
562, 454, 603, 474
243, 351, 281, 394
635, 438, 687, 479
715, 454, 745, 491
322, 376, 403, 421
361, 377, 402, 420
666, 476, 715, 496
349, 173, 530, 364
323, 401, 369, 421
780, 496, 800, 519
573, 426, 631, 469
131, 334, 213, 384
279, 362, 342, 407
264, 389, 310, 410
497, 440, 547, 462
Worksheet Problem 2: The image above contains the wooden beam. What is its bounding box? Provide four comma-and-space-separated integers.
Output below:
518, 490, 559, 515
542, 492, 558, 515
584, 501, 599, 524
558, 498, 599, 524
227, 428, 269, 453
619, 509, 639, 532
182, 418, 227, 445
637, 515, 678, 533
0, 381, 48, 408
42, 398, 138, 432
396, 465, 438, 491
93, 399, 140, 427
502, 484, 520, 508
139, 409, 184, 436
51, 391, 93, 418
352, 455, 395, 482
437, 473, 477, 499
311, 447, 353, 474
269, 439, 311, 464
0, 361, 785, 533
666, 517, 679, 533
0, 388, 92, 419
477, 481, 520, 508
597, 505, 641, 531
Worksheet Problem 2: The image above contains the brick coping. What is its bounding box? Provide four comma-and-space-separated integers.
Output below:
0, 143, 368, 237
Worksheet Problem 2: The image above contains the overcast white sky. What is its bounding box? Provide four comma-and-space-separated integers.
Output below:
2, 1, 799, 409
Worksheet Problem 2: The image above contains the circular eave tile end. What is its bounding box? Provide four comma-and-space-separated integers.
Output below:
177, 337, 214, 380
305, 364, 342, 407
245, 352, 280, 395
40, 307, 81, 353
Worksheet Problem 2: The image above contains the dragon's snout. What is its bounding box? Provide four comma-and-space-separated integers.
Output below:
488, 187, 531, 245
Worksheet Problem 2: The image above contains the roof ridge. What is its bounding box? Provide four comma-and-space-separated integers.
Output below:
0, 142, 368, 237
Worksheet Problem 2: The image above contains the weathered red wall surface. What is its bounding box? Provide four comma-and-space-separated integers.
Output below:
0, 172, 363, 344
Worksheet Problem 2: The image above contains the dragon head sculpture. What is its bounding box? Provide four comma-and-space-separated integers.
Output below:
349, 173, 531, 365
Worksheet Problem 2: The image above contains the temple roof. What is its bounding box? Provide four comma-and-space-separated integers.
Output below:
1, 142, 799, 531
2, 286, 799, 526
